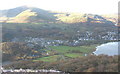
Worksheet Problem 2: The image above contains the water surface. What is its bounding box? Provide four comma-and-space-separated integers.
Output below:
93, 42, 119, 56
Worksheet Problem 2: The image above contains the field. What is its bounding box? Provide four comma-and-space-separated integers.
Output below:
34, 44, 98, 62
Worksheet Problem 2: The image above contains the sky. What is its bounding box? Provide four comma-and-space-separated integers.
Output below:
0, 0, 119, 14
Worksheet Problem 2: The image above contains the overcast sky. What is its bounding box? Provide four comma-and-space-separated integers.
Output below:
0, 0, 119, 14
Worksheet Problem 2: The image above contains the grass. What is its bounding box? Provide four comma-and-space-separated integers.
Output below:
49, 45, 98, 54
64, 53, 84, 58
34, 44, 98, 62
55, 13, 87, 23
33, 55, 61, 62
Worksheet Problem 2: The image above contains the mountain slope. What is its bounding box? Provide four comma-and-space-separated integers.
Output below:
0, 6, 117, 24
0, 6, 58, 23
55, 13, 116, 24
0, 6, 29, 17
7, 9, 37, 23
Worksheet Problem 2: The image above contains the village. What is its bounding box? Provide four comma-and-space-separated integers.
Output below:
11, 31, 118, 47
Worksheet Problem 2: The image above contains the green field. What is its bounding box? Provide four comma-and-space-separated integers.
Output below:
64, 53, 84, 58
34, 44, 98, 62
49, 45, 97, 54
33, 55, 61, 62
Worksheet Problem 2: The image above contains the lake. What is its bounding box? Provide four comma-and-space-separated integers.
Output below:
93, 42, 119, 56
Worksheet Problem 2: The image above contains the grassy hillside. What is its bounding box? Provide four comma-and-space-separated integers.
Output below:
7, 9, 37, 23
0, 6, 117, 24
54, 13, 87, 23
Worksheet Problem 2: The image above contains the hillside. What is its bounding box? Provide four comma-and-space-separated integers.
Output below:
0, 6, 29, 17
6, 9, 37, 23
0, 6, 57, 23
0, 6, 117, 24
